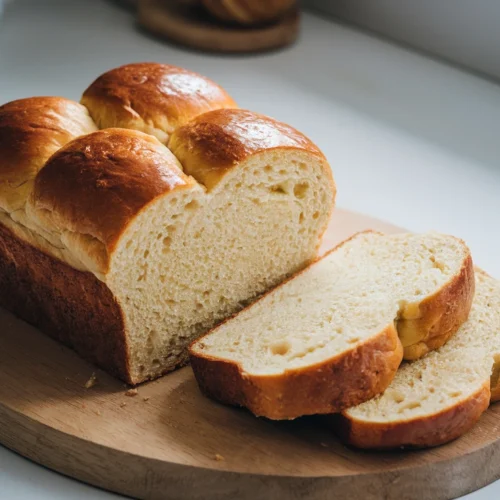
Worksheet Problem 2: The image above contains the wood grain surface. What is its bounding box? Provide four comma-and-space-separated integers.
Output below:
1, 208, 499, 500
137, 0, 300, 53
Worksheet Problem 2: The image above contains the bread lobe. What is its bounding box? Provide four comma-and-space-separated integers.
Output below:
81, 62, 236, 143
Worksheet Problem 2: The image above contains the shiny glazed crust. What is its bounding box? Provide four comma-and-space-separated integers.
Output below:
28, 128, 195, 274
169, 108, 327, 190
81, 63, 236, 142
335, 383, 490, 449
0, 97, 97, 212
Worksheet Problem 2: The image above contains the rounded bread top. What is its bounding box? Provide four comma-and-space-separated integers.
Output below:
29, 128, 195, 264
81, 62, 237, 143
0, 96, 97, 212
169, 108, 326, 190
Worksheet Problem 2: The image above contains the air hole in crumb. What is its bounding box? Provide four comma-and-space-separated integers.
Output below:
143, 249, 149, 259
152, 358, 161, 368
196, 302, 203, 310
279, 169, 286, 175
299, 212, 304, 224
312, 211, 320, 219
398, 402, 421, 412
270, 340, 291, 356
139, 365, 145, 373
348, 337, 360, 344
163, 236, 172, 251
450, 391, 462, 397
235, 182, 242, 189
429, 387, 435, 393
293, 183, 309, 199
270, 184, 287, 195
335, 327, 344, 334
264, 165, 272, 172
392, 394, 405, 403
185, 200, 198, 210
299, 163, 307, 171
126, 239, 133, 249
414, 289, 422, 295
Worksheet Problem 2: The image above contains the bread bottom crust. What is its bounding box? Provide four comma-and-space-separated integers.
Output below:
190, 324, 404, 420
335, 382, 490, 449
0, 223, 131, 382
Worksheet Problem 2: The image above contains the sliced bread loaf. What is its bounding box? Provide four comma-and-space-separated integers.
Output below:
338, 269, 500, 449
0, 64, 335, 385
189, 232, 474, 419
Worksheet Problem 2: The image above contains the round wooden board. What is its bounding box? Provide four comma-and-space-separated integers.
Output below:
137, 0, 300, 53
1, 208, 500, 500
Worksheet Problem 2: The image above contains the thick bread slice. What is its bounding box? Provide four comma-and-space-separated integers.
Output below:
338, 269, 500, 449
189, 232, 474, 420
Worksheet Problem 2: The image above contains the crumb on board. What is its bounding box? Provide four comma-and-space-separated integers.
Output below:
120, 402, 127, 408
143, 397, 150, 402
95, 409, 102, 416
214, 454, 224, 461
125, 388, 139, 397
84, 372, 97, 389
320, 442, 328, 448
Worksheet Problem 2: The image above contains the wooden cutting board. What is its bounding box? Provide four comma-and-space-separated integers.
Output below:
1, 208, 499, 500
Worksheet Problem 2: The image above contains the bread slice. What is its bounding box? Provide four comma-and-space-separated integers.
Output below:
189, 232, 474, 420
338, 269, 499, 449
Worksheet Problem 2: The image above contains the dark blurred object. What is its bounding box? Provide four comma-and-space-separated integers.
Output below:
202, 0, 296, 26
138, 0, 299, 53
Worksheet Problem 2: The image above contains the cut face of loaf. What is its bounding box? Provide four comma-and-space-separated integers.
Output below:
0, 80, 335, 384
339, 270, 500, 449
190, 232, 473, 420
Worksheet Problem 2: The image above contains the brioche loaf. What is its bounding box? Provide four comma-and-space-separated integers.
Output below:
339, 270, 500, 449
0, 63, 335, 384
189, 232, 473, 419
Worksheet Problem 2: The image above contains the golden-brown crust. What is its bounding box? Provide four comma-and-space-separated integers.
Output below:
28, 128, 195, 272
81, 63, 236, 142
169, 108, 328, 190
0, 222, 132, 382
191, 324, 403, 420
335, 382, 490, 449
0, 97, 97, 212
400, 253, 475, 360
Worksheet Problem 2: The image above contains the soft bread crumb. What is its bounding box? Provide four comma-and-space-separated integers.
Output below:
84, 372, 97, 389
125, 388, 139, 397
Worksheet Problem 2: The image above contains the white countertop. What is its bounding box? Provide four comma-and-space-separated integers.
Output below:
1, 0, 500, 498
